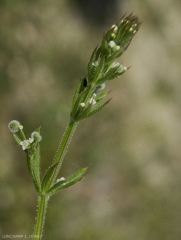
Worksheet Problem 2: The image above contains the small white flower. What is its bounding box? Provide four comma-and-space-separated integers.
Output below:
123, 66, 128, 71
29, 137, 34, 143
19, 125, 23, 130
111, 62, 120, 69
98, 83, 106, 90
56, 177, 66, 183
108, 40, 116, 48
20, 140, 31, 150
116, 64, 128, 73
92, 61, 99, 67
111, 33, 116, 38
80, 102, 86, 107
110, 63, 127, 74
108, 41, 120, 53
129, 27, 133, 32
90, 97, 96, 105
111, 24, 118, 31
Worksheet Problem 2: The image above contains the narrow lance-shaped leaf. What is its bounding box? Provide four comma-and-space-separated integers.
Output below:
26, 154, 41, 193
88, 46, 98, 78
71, 79, 84, 109
96, 67, 119, 85
70, 86, 90, 121
95, 92, 108, 104
99, 38, 110, 58
77, 98, 111, 122
92, 56, 105, 83
97, 65, 127, 85
47, 167, 89, 196
105, 46, 125, 64
33, 143, 41, 189
71, 76, 90, 111
41, 162, 58, 193
86, 98, 112, 119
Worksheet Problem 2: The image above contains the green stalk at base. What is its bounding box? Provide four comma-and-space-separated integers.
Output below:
33, 195, 49, 240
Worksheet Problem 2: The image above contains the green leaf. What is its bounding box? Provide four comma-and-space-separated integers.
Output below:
70, 88, 89, 122
99, 38, 110, 57
96, 67, 118, 85
33, 143, 41, 189
106, 47, 124, 63
27, 153, 41, 193
88, 46, 98, 78
95, 92, 108, 103
75, 98, 111, 122
104, 27, 115, 42
92, 56, 105, 83
86, 98, 111, 118
47, 167, 89, 196
71, 78, 86, 109
41, 162, 58, 193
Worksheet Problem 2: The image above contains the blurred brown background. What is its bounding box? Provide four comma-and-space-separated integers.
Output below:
1, 0, 181, 239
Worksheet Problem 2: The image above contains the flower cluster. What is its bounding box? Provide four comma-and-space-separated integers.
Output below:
70, 14, 141, 123
8, 120, 43, 194
20, 131, 42, 150
8, 120, 42, 151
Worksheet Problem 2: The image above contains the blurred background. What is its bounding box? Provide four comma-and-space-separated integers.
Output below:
1, 0, 181, 239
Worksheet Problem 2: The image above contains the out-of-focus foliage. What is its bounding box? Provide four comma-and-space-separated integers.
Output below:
1, 0, 181, 239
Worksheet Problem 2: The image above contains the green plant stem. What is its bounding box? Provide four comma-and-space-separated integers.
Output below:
33, 121, 78, 239
49, 121, 78, 188
54, 121, 78, 164
33, 195, 49, 240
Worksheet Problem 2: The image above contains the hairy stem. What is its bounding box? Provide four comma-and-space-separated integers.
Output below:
49, 121, 78, 187
33, 195, 49, 240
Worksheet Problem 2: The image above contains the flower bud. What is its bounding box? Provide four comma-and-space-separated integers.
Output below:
108, 40, 120, 53
31, 131, 42, 142
108, 40, 116, 48
8, 120, 23, 133
89, 96, 96, 105
97, 83, 106, 90
80, 102, 86, 107
117, 64, 127, 73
